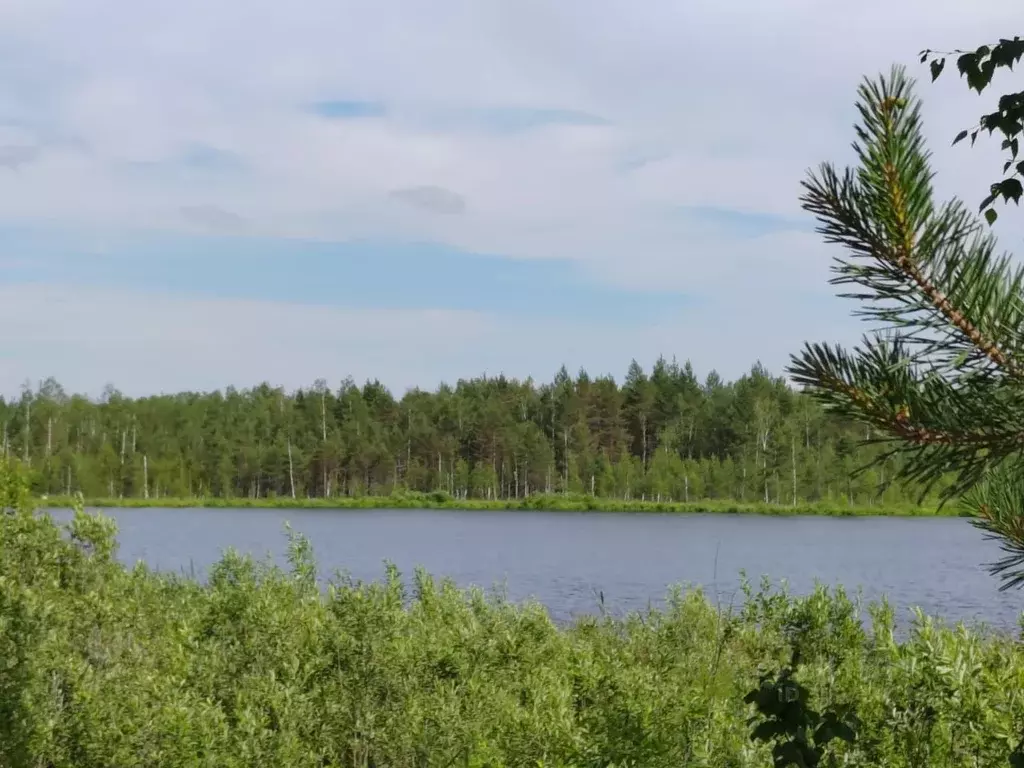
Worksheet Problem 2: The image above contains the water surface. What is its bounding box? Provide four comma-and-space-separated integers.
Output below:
49, 506, 1023, 631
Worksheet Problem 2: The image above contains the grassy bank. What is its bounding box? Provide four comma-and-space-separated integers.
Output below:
1, 499, 1021, 767
41, 490, 959, 517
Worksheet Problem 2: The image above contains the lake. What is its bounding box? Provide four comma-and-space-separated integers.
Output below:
47, 506, 1024, 631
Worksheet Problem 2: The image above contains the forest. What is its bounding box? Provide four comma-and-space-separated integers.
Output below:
0, 357, 942, 506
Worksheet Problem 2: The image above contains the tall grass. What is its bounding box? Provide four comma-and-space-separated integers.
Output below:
2, 491, 1023, 766
41, 490, 955, 517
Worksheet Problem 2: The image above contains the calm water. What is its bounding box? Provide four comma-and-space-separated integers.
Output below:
46, 506, 1024, 631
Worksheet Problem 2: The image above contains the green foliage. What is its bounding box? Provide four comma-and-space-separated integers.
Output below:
2, 363, 949, 511
789, 66, 1024, 588
745, 652, 858, 768
46, 490, 954, 517
2, 462, 1024, 767
921, 37, 1024, 224
0, 457, 30, 512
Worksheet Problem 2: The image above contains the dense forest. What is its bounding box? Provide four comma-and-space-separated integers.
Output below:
0, 358, 943, 505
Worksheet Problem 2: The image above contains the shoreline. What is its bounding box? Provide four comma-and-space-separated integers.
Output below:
41, 492, 961, 517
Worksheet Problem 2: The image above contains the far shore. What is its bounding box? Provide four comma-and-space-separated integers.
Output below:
39, 492, 961, 517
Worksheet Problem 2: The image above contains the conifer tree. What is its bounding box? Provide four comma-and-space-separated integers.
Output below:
789, 65, 1024, 588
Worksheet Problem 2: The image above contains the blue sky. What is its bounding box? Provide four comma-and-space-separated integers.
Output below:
3, 223, 688, 320
0, 0, 1020, 397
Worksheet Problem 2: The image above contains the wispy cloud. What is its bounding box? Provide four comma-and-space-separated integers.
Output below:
673, 206, 813, 239
389, 185, 466, 215
0, 280, 856, 398
179, 204, 246, 232
0, 0, 1020, 393
0, 141, 39, 170
2, 0, 1018, 267
310, 101, 607, 134
310, 99, 387, 119
418, 106, 608, 134
1, 224, 686, 321
177, 143, 245, 173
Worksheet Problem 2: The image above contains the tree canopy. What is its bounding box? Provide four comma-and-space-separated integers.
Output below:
0, 359, 941, 508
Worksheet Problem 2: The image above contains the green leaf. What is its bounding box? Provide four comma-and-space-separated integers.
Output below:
953, 129, 969, 145
930, 58, 945, 81
832, 722, 856, 743
985, 208, 998, 225
992, 38, 1024, 69
979, 58, 997, 91
751, 720, 784, 742
957, 52, 980, 78
997, 91, 1024, 114
998, 177, 1024, 203
774, 742, 815, 768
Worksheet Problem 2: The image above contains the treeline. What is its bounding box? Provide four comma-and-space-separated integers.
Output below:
0, 358, 944, 505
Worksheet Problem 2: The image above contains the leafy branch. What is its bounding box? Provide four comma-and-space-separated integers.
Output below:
920, 37, 1024, 224
745, 649, 858, 768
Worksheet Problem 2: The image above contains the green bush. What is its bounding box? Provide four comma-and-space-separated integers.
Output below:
3, 478, 1024, 767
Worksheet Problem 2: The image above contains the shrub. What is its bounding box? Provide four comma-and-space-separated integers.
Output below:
3, 483, 1024, 766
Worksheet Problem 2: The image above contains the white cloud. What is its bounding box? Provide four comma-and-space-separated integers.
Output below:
1, 2, 1020, 244
389, 185, 467, 215
0, 282, 855, 398
0, 283, 492, 397
178, 204, 247, 232
1, 1, 1022, 392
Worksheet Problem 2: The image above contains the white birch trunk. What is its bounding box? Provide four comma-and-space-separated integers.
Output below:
791, 437, 797, 506
287, 439, 296, 499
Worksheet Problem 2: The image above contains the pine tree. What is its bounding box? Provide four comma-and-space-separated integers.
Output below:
788, 65, 1024, 588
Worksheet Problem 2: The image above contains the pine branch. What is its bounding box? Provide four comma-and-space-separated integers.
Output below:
964, 464, 1024, 590
791, 335, 1024, 503
791, 64, 1024, 588
800, 67, 1024, 381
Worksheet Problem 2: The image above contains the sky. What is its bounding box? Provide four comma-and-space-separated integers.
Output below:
1, 0, 1022, 398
